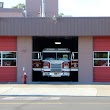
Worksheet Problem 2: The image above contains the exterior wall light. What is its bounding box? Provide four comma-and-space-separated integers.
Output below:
55, 42, 61, 44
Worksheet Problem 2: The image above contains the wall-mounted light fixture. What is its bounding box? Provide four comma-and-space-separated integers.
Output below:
55, 42, 61, 44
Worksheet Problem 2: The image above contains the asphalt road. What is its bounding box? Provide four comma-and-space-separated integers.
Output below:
0, 96, 110, 110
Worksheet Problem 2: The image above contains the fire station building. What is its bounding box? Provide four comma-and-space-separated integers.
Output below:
0, 0, 110, 83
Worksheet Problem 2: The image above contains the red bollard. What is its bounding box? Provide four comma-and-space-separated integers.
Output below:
22, 67, 27, 84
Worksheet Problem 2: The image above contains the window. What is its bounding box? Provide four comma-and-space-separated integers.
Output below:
93, 52, 108, 67
32, 52, 41, 59
94, 52, 108, 58
2, 52, 16, 58
73, 52, 78, 59
0, 51, 17, 67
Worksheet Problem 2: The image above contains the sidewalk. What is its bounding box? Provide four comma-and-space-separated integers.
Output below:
0, 82, 110, 96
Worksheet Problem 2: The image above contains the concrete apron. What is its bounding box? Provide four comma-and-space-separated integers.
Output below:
0, 84, 110, 96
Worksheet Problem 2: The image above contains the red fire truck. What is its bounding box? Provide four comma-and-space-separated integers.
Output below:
32, 48, 78, 79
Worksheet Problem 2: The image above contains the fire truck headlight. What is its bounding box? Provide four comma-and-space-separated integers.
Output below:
62, 62, 69, 68
43, 62, 50, 68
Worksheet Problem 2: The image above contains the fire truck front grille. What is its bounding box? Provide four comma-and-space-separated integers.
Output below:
51, 64, 62, 72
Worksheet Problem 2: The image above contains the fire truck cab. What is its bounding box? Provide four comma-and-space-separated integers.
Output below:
42, 48, 72, 77
32, 48, 78, 80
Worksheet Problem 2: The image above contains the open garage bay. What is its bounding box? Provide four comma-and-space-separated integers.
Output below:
32, 36, 78, 82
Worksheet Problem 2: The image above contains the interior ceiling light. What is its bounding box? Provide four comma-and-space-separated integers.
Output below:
55, 42, 61, 44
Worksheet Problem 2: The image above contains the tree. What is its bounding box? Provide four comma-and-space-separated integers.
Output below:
12, 3, 25, 10
59, 13, 64, 17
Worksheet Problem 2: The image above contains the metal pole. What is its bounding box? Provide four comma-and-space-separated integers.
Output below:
42, 0, 45, 17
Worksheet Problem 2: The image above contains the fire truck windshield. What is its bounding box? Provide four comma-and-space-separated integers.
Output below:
57, 53, 70, 60
42, 52, 71, 60
43, 53, 56, 60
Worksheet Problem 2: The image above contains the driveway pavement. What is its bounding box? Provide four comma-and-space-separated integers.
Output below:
0, 82, 110, 96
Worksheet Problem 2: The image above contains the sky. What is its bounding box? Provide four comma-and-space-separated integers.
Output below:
1, 0, 110, 17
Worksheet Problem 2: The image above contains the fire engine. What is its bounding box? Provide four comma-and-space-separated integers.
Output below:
32, 48, 78, 79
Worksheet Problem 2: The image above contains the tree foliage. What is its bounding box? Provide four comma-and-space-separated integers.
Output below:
59, 13, 64, 17
12, 3, 25, 10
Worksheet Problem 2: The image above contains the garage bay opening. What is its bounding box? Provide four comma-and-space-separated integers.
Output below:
32, 37, 78, 82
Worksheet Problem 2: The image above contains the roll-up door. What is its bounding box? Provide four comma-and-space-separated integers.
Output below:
0, 36, 17, 82
93, 37, 110, 82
